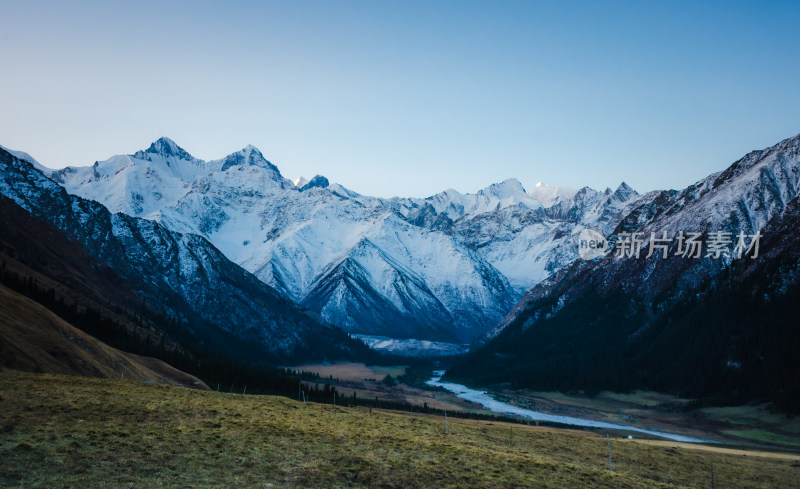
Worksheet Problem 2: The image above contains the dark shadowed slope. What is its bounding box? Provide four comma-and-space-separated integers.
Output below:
0, 147, 370, 363
0, 283, 207, 388
449, 133, 800, 412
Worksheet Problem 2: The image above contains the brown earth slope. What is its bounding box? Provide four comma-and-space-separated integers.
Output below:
0, 194, 176, 348
0, 283, 206, 388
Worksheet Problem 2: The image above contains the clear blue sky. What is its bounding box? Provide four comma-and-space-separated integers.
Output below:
2, 0, 799, 198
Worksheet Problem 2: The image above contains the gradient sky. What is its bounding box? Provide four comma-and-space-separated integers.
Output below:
2, 0, 799, 198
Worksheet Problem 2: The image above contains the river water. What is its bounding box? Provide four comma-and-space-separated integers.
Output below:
426, 371, 714, 443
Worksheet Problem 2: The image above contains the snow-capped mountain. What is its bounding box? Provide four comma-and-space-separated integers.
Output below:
448, 133, 800, 410
48, 137, 645, 343
0, 144, 49, 175
483, 133, 800, 341
0, 146, 367, 361
528, 182, 577, 206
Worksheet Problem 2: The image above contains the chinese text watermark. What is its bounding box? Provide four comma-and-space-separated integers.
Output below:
578, 230, 762, 260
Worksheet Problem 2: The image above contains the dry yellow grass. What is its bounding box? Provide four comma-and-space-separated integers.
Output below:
0, 284, 206, 388
291, 362, 392, 382
1, 370, 798, 488
632, 439, 800, 461
293, 362, 477, 412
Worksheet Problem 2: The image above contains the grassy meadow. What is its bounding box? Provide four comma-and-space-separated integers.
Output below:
1, 369, 798, 488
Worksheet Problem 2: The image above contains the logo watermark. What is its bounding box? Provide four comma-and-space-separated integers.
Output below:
578, 229, 762, 261
578, 228, 607, 260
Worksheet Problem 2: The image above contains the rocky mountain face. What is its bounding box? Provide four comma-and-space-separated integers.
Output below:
447, 133, 800, 411
0, 147, 368, 362
50, 138, 648, 343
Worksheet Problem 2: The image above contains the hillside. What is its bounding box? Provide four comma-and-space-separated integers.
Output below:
47, 137, 648, 343
0, 185, 380, 399
0, 146, 369, 363
0, 193, 187, 353
448, 134, 800, 411
0, 284, 205, 387
1, 371, 797, 488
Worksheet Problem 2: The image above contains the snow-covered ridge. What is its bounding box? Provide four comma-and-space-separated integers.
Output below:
46, 137, 643, 343
353, 335, 469, 357
528, 182, 578, 205
0, 145, 361, 359
488, 132, 800, 342
0, 144, 50, 176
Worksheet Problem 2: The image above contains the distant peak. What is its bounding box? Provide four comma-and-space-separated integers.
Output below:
229, 144, 266, 162
293, 176, 309, 188
220, 145, 281, 175
528, 181, 578, 204
299, 175, 329, 192
240, 144, 263, 158
155, 136, 176, 145
612, 181, 637, 200
501, 177, 525, 190
481, 178, 526, 196
144, 137, 193, 160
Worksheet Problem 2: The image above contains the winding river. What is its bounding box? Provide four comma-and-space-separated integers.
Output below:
427, 371, 714, 443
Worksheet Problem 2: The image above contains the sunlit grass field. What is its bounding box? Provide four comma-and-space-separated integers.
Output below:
1, 370, 797, 488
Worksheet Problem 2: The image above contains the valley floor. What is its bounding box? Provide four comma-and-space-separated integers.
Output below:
491, 389, 800, 450
292, 362, 800, 450
1, 370, 798, 488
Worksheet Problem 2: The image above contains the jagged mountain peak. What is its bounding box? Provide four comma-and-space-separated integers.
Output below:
299, 175, 329, 192
219, 144, 279, 173
479, 178, 527, 197
454, 132, 800, 407
615, 181, 633, 192
528, 182, 578, 205
0, 146, 368, 362
612, 181, 637, 200
293, 176, 309, 188
42, 132, 795, 351
142, 137, 194, 160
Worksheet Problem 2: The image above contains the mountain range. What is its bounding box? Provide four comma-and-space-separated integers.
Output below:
45, 137, 650, 344
447, 133, 800, 411
2, 131, 798, 410
0, 147, 368, 363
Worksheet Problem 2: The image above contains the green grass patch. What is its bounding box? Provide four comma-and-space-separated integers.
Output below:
723, 429, 800, 448
368, 365, 408, 378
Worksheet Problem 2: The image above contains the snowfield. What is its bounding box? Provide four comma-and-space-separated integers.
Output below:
48, 137, 645, 342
